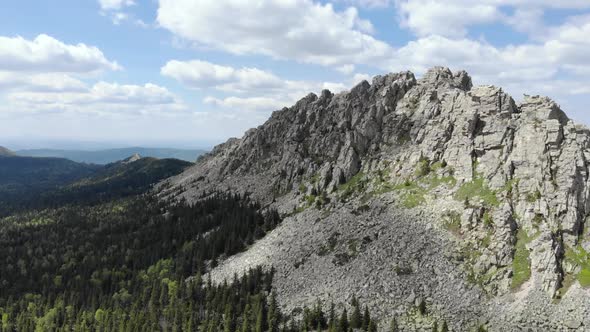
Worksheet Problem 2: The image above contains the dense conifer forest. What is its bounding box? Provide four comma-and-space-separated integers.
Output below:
0, 157, 389, 331
0, 156, 191, 217
0, 191, 386, 331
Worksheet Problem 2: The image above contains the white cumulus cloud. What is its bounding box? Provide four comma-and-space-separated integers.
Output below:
162, 59, 349, 112
162, 60, 288, 93
5, 82, 186, 115
394, 0, 590, 38
0, 34, 121, 73
98, 0, 135, 11
395, 0, 501, 37
0, 72, 87, 93
157, 0, 394, 67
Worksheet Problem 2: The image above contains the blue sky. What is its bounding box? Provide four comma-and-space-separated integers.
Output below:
0, 0, 589, 149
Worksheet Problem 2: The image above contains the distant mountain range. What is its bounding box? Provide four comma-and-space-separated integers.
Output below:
16, 147, 205, 164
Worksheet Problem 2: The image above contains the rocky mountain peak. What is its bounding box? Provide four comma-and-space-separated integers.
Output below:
0, 146, 15, 157
162, 67, 590, 330
121, 153, 142, 164
419, 66, 473, 91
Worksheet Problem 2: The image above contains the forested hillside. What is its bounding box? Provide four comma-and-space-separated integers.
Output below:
0, 155, 393, 331
0, 155, 191, 216
0, 155, 100, 215
42, 157, 193, 207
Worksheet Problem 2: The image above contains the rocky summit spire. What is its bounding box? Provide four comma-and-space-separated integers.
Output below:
161, 67, 590, 331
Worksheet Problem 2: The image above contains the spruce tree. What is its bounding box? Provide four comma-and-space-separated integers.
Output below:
255, 307, 264, 332
312, 299, 326, 329
328, 302, 337, 332
441, 321, 448, 332
432, 321, 438, 332
362, 305, 370, 331
418, 300, 426, 316
350, 297, 361, 329
389, 318, 398, 332
268, 292, 279, 332
368, 320, 378, 332
224, 303, 234, 332
241, 304, 251, 332
338, 308, 348, 332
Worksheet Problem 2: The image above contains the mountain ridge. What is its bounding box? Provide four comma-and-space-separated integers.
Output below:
0, 153, 192, 216
161, 67, 590, 330
16, 146, 205, 164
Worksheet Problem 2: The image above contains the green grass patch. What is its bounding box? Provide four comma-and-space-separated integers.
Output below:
337, 171, 367, 201
481, 234, 492, 248
502, 178, 519, 196
284, 203, 310, 217
304, 194, 316, 206
430, 160, 447, 171
455, 175, 499, 207
391, 180, 426, 208
337, 171, 365, 192
334, 163, 456, 208
372, 182, 396, 195
483, 211, 493, 228
555, 273, 576, 300
310, 173, 321, 184
415, 157, 431, 177
388, 170, 456, 209
565, 245, 590, 288
511, 228, 534, 290
423, 175, 457, 189
298, 183, 307, 193
532, 213, 544, 227
401, 191, 426, 208
526, 189, 542, 203
442, 211, 462, 235
467, 266, 500, 290
578, 269, 590, 288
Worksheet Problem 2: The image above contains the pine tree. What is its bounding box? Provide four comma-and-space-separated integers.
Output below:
338, 308, 348, 332
312, 299, 326, 329
441, 321, 449, 332
389, 318, 398, 332
350, 297, 361, 329
418, 300, 426, 316
362, 306, 370, 331
255, 307, 264, 332
223, 303, 234, 332
241, 304, 251, 332
432, 321, 438, 332
368, 320, 378, 332
328, 302, 337, 332
268, 293, 279, 332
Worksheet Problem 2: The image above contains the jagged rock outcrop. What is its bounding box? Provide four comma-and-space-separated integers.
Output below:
161, 67, 590, 331
121, 153, 142, 164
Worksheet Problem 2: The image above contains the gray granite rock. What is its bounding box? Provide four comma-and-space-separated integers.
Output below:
160, 67, 590, 331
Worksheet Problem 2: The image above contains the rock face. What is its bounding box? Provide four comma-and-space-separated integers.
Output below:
121, 153, 142, 164
161, 67, 590, 331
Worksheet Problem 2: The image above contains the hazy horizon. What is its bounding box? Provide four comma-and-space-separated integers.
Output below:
1, 138, 217, 151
